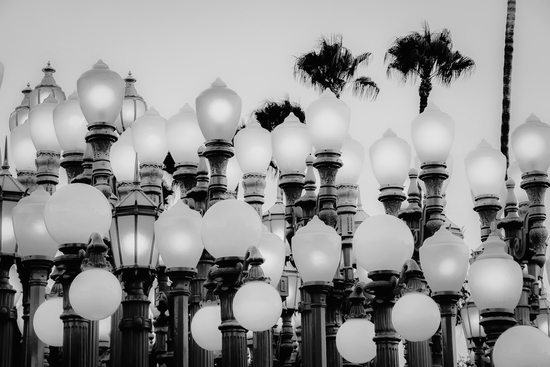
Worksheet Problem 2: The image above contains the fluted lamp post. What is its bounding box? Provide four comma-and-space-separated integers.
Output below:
109, 166, 159, 367
43, 183, 113, 367
155, 200, 204, 367
419, 227, 470, 367
353, 214, 415, 367
200, 198, 263, 367
196, 78, 242, 207
292, 216, 341, 367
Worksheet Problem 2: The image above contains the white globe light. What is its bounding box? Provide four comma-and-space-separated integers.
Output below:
131, 107, 169, 164
69, 268, 122, 321
411, 103, 455, 163
257, 226, 286, 287
234, 119, 272, 174
493, 326, 550, 367
110, 128, 137, 182
336, 318, 376, 364
44, 183, 112, 245
53, 91, 88, 153
191, 304, 222, 351
336, 135, 365, 185
99, 316, 111, 342
370, 128, 411, 187
465, 140, 506, 197
34, 297, 63, 347
392, 292, 440, 341
166, 103, 204, 165
201, 199, 263, 258
10, 121, 37, 172
233, 281, 282, 331
271, 113, 312, 174
511, 114, 550, 173
29, 95, 62, 152
353, 214, 414, 272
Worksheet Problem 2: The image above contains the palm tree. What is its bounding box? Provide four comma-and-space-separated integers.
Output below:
385, 22, 476, 113
293, 34, 379, 100
501, 0, 516, 174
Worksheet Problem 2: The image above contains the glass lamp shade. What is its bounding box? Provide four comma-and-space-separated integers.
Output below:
110, 186, 158, 268
233, 281, 282, 331
10, 121, 37, 171
99, 316, 111, 342
292, 216, 341, 282
411, 103, 455, 163
9, 265, 22, 305
190, 303, 222, 351
511, 114, 550, 173
336, 135, 365, 185
69, 268, 122, 320
76, 60, 125, 125
465, 140, 506, 197
33, 296, 63, 347
370, 128, 411, 187
468, 232, 523, 310
201, 199, 263, 259
537, 296, 550, 336
53, 91, 87, 153
9, 84, 32, 132
154, 200, 204, 269
305, 89, 350, 151
493, 326, 550, 367
166, 104, 204, 165
419, 227, 469, 292
12, 187, 59, 257
257, 226, 286, 287
131, 107, 168, 164
196, 78, 242, 141
29, 63, 66, 109
110, 128, 137, 182
460, 297, 486, 339
234, 119, 272, 174
226, 156, 242, 194
283, 264, 301, 310
44, 183, 112, 245
353, 214, 414, 272
336, 319, 376, 364
272, 113, 312, 174
114, 74, 147, 134
392, 292, 441, 341
29, 95, 61, 152
507, 161, 528, 203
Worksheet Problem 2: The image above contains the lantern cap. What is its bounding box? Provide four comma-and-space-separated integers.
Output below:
423, 226, 465, 247
180, 103, 194, 113
475, 231, 512, 261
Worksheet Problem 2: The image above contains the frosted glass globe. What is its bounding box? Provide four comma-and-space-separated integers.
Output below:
155, 200, 204, 269
191, 304, 222, 351
392, 292, 440, 341
353, 214, 414, 272
99, 316, 111, 342
166, 104, 204, 165
465, 140, 506, 197
29, 95, 61, 152
234, 119, 272, 174
305, 89, 350, 151
10, 121, 37, 172
336, 318, 376, 364
336, 135, 365, 185
69, 268, 122, 320
110, 128, 137, 182
493, 326, 550, 367
201, 199, 263, 258
53, 91, 87, 153
511, 114, 550, 173
271, 113, 312, 174
44, 183, 112, 245
34, 297, 63, 347
257, 227, 286, 287
233, 281, 282, 331
132, 107, 168, 164
370, 129, 411, 187
411, 103, 454, 163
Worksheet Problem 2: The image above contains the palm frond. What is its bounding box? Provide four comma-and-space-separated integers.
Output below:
350, 77, 380, 100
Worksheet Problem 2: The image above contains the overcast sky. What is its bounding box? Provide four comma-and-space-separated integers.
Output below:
1, 0, 549, 253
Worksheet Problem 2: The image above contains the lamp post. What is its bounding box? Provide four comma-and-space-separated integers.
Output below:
461, 296, 487, 367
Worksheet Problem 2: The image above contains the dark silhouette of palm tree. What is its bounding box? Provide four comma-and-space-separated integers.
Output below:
501, 0, 516, 175
385, 22, 476, 113
293, 34, 379, 100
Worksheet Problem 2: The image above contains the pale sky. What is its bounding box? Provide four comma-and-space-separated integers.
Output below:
1, 0, 549, 252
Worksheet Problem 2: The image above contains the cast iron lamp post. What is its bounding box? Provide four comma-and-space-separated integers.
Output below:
461, 296, 487, 367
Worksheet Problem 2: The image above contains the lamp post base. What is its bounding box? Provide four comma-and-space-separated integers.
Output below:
302, 281, 332, 367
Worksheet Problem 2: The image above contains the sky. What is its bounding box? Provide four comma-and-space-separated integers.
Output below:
1, 0, 549, 360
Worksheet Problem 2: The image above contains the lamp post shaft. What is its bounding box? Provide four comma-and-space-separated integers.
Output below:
139, 163, 164, 207
166, 267, 196, 367
242, 173, 266, 216
418, 162, 448, 237
303, 282, 330, 367
336, 184, 358, 287
299, 288, 312, 367
85, 122, 118, 199
173, 163, 198, 199
0, 255, 16, 367
60, 151, 84, 183
326, 285, 343, 367
279, 309, 294, 367
279, 172, 305, 244
313, 150, 341, 228
16, 171, 38, 193
203, 139, 233, 208
35, 151, 60, 194
432, 292, 460, 367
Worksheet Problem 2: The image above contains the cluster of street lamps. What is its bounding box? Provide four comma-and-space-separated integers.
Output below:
1, 59, 550, 367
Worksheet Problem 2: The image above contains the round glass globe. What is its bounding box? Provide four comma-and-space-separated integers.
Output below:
336, 135, 365, 185
271, 113, 312, 174
69, 268, 122, 321
336, 318, 376, 364
13, 186, 59, 257
493, 325, 550, 367
353, 214, 414, 272
233, 281, 282, 331
155, 200, 204, 269
511, 114, 550, 173
191, 304, 222, 351
370, 128, 411, 187
201, 199, 263, 258
305, 89, 350, 151
10, 121, 37, 171
411, 103, 455, 163
257, 227, 286, 287
392, 292, 440, 341
465, 140, 506, 197
166, 103, 204, 165
132, 107, 168, 164
53, 91, 87, 153
44, 183, 112, 245
34, 297, 63, 347
234, 119, 272, 174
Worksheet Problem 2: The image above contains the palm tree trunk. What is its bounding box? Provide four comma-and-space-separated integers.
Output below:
501, 0, 516, 176
418, 78, 432, 113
